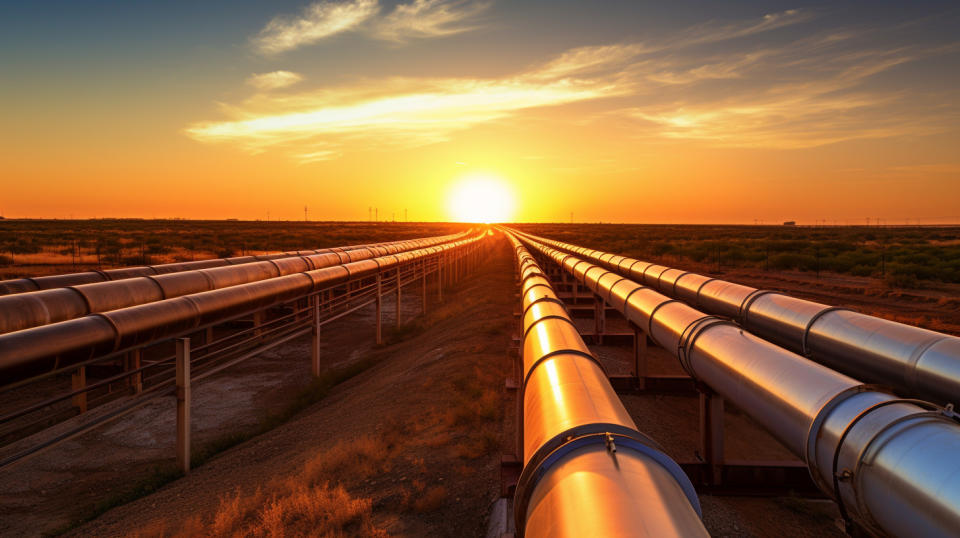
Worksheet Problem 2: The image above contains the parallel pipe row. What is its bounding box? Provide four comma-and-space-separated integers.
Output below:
515, 232, 960, 537
0, 231, 468, 335
505, 231, 706, 538
0, 232, 467, 296
0, 234, 485, 384
512, 230, 960, 406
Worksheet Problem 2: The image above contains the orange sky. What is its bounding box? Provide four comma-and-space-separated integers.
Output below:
1, 2, 958, 223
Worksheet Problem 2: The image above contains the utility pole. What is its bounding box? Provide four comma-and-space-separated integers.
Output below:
570, 211, 574, 224
369, 207, 372, 222
304, 205, 308, 222
405, 208, 408, 222
375, 208, 378, 222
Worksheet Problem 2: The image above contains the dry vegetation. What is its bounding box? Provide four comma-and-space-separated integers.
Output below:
0, 219, 467, 278
513, 223, 960, 287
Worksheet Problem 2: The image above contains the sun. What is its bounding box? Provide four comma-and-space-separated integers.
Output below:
447, 172, 516, 223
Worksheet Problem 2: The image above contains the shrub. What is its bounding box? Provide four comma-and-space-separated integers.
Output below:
885, 269, 919, 289
769, 252, 817, 271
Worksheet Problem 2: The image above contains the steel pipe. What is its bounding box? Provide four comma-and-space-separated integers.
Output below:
0, 232, 469, 296
505, 232, 705, 538
0, 235, 484, 384
0, 232, 468, 335
512, 231, 960, 537
511, 230, 960, 407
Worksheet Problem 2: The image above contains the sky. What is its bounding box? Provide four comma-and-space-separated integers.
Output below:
1, 0, 958, 223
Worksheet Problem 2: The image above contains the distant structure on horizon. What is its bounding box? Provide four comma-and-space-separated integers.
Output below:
783, 221, 797, 226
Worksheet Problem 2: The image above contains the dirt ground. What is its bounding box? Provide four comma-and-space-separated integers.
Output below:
1, 232, 929, 536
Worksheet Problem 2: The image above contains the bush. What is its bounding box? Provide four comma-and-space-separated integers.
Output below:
0, 254, 13, 265
769, 252, 817, 271
885, 269, 919, 288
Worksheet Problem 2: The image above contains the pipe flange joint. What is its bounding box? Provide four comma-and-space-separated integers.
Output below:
513, 425, 701, 538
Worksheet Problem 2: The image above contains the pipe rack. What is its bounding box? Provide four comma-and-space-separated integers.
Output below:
0, 233, 469, 296
0, 231, 468, 335
0, 234, 484, 384
512, 231, 960, 537
504, 231, 706, 538
511, 230, 960, 407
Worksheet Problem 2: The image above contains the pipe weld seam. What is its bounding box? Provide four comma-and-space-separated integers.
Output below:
737, 289, 777, 324
618, 285, 649, 318
513, 428, 701, 537
677, 316, 732, 378
643, 299, 680, 342
693, 277, 716, 308
521, 296, 567, 318
142, 275, 169, 300
904, 336, 953, 396
667, 271, 690, 298
828, 397, 956, 533
802, 384, 884, 496
521, 349, 605, 391
65, 286, 95, 317
801, 306, 852, 356
522, 315, 579, 341
603, 277, 627, 304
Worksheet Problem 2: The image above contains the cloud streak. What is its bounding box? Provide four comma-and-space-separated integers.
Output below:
253, 0, 379, 55
186, 73, 625, 160
252, 0, 490, 54
373, 0, 490, 42
246, 70, 304, 90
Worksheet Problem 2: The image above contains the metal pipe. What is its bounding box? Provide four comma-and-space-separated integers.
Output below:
511, 230, 960, 407
0, 235, 485, 384
504, 232, 705, 538
0, 232, 469, 335
511, 231, 960, 537
0, 232, 470, 296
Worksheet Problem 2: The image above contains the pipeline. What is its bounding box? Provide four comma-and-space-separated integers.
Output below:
0, 234, 485, 384
511, 230, 960, 537
510, 229, 960, 407
504, 231, 706, 538
0, 231, 469, 335
0, 231, 470, 296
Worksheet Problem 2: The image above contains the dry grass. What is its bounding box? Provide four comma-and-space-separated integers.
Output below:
304, 435, 393, 484
135, 455, 389, 537
444, 367, 502, 428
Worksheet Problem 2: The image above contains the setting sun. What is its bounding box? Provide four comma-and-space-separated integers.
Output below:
447, 172, 516, 223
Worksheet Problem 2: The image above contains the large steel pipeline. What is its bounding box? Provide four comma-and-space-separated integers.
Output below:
504, 232, 706, 538
0, 231, 469, 335
0, 234, 484, 384
513, 231, 960, 537
0, 231, 468, 296
511, 230, 960, 407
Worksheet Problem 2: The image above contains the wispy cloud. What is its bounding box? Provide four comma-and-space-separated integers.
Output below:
671, 8, 813, 49
185, 71, 625, 161
372, 0, 490, 42
246, 70, 304, 90
252, 0, 489, 54
253, 0, 379, 55
620, 37, 953, 148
